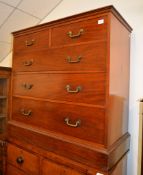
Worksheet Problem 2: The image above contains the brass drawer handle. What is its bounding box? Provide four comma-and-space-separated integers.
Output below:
25, 39, 35, 46
22, 83, 33, 90
21, 109, 32, 116
66, 85, 81, 93
16, 156, 24, 164
67, 29, 84, 38
23, 60, 33, 66
67, 56, 82, 63
64, 117, 81, 128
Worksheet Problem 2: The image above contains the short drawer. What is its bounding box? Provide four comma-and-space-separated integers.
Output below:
13, 73, 106, 106
13, 29, 49, 53
6, 164, 26, 175
42, 158, 85, 175
13, 42, 106, 72
7, 143, 39, 175
12, 97, 105, 144
51, 16, 107, 47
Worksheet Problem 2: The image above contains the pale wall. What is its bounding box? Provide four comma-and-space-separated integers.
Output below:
1, 1, 143, 175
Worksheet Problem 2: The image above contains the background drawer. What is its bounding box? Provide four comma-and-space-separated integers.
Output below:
13, 73, 106, 106
13, 29, 49, 53
51, 16, 107, 47
42, 158, 84, 175
12, 97, 105, 144
7, 143, 39, 175
13, 42, 106, 72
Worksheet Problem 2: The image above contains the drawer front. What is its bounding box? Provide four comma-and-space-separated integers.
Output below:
6, 164, 26, 175
13, 73, 106, 105
12, 97, 105, 144
42, 159, 84, 175
7, 143, 39, 175
13, 42, 106, 72
13, 29, 49, 53
51, 16, 107, 47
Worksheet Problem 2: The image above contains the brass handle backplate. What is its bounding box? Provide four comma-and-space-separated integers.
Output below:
67, 56, 82, 63
67, 29, 84, 38
66, 85, 81, 93
21, 109, 32, 116
25, 39, 35, 46
64, 117, 81, 128
22, 83, 33, 90
23, 60, 33, 66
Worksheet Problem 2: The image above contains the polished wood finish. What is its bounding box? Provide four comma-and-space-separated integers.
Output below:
7, 5, 132, 175
0, 67, 11, 174
13, 42, 107, 72
12, 72, 106, 105
7, 122, 130, 172
7, 143, 39, 174
13, 29, 49, 53
11, 97, 105, 144
51, 16, 107, 47
107, 13, 131, 146
42, 158, 83, 175
6, 164, 26, 175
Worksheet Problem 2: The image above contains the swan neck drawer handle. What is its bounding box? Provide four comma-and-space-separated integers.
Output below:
21, 109, 32, 116
66, 85, 81, 93
23, 60, 33, 66
64, 117, 81, 128
67, 29, 84, 38
25, 39, 35, 46
22, 83, 33, 90
67, 56, 82, 63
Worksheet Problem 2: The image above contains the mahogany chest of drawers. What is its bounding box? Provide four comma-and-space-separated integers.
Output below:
7, 5, 132, 175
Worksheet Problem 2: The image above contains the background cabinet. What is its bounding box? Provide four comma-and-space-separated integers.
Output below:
0, 67, 11, 175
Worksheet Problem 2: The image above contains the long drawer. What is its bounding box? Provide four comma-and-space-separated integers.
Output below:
11, 97, 105, 144
12, 73, 106, 106
7, 143, 39, 175
51, 16, 107, 47
13, 42, 107, 72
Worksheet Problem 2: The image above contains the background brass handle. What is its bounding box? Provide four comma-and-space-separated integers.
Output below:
25, 39, 35, 46
67, 56, 82, 63
22, 83, 33, 90
64, 117, 81, 128
66, 85, 81, 93
23, 60, 33, 66
21, 109, 32, 116
16, 156, 24, 164
67, 29, 84, 38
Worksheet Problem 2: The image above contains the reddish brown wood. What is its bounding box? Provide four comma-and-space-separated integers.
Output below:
13, 29, 49, 54
0, 67, 11, 174
7, 143, 39, 175
12, 6, 132, 38
7, 122, 130, 172
6, 164, 26, 175
8, 5, 132, 175
12, 73, 106, 106
51, 16, 107, 47
13, 42, 107, 72
106, 13, 131, 146
11, 97, 105, 144
42, 158, 84, 175
109, 156, 127, 175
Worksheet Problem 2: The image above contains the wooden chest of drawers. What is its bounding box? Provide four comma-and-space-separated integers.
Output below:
7, 5, 132, 175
